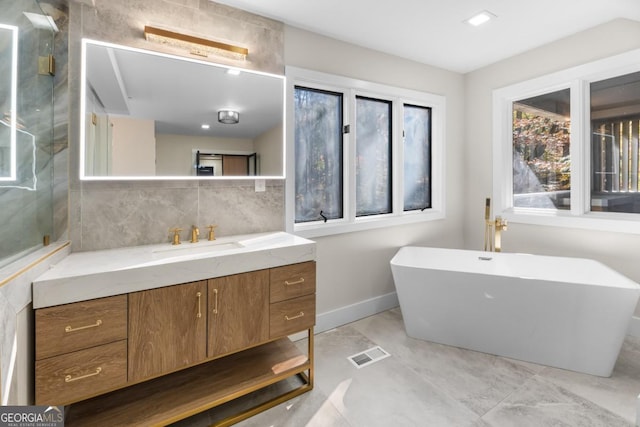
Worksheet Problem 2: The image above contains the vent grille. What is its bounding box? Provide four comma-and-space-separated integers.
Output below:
347, 346, 390, 369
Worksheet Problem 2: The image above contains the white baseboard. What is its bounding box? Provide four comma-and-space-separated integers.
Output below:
629, 316, 640, 339
316, 292, 399, 334
288, 292, 399, 342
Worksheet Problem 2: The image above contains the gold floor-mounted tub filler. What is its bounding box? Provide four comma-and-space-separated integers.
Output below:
484, 197, 507, 252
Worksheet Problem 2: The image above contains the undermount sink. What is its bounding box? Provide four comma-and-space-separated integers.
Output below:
152, 240, 244, 254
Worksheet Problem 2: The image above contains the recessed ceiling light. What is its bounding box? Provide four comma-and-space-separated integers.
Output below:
466, 10, 495, 27
201, 124, 210, 129
226, 68, 241, 76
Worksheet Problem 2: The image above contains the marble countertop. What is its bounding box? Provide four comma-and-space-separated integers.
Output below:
32, 232, 316, 309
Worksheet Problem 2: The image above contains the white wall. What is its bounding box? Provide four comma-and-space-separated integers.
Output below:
464, 18, 640, 317
254, 125, 283, 176
284, 26, 466, 325
156, 134, 254, 176
109, 117, 156, 176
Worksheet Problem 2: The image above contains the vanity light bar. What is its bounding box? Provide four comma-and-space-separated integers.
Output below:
143, 25, 248, 59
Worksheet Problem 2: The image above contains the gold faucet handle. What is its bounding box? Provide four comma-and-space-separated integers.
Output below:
495, 216, 508, 230
169, 227, 182, 245
207, 224, 218, 241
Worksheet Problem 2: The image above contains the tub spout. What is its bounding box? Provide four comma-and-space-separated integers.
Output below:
493, 216, 507, 252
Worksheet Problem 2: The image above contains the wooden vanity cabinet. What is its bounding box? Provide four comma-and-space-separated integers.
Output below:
128, 280, 207, 382
208, 270, 269, 358
35, 261, 316, 426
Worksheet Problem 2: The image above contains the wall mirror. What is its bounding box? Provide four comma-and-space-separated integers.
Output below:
80, 39, 285, 180
0, 24, 18, 181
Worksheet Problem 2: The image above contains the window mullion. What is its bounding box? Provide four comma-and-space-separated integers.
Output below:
346, 89, 357, 223
571, 79, 589, 216
393, 99, 404, 215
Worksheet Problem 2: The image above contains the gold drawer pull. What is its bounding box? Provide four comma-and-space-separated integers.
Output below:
285, 311, 304, 321
196, 292, 202, 318
65, 319, 102, 333
284, 278, 305, 286
65, 367, 102, 383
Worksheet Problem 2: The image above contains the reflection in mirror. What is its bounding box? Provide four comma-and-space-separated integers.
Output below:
0, 24, 18, 181
80, 39, 285, 179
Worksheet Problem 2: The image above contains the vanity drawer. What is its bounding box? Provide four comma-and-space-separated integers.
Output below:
270, 294, 315, 338
35, 294, 128, 360
270, 262, 316, 303
35, 340, 127, 405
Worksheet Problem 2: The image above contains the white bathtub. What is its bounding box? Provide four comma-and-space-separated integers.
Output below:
390, 247, 640, 377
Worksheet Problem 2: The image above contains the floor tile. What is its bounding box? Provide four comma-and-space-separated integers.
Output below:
311, 325, 480, 426
481, 375, 631, 426
234, 388, 352, 427
538, 335, 640, 425
350, 308, 540, 416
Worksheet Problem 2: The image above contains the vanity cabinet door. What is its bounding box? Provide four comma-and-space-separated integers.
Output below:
208, 270, 269, 358
128, 281, 207, 382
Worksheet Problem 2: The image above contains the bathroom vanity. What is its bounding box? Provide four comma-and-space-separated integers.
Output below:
32, 232, 316, 426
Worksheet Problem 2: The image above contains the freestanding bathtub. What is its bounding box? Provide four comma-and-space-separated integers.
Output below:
390, 246, 640, 377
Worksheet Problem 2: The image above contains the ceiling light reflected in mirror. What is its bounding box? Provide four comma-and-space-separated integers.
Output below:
218, 110, 239, 124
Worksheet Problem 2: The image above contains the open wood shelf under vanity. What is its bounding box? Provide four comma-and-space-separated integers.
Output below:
65, 337, 312, 426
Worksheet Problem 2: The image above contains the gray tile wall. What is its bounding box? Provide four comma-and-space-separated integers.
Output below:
68, 0, 285, 251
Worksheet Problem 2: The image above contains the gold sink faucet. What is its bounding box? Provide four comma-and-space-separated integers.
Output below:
191, 225, 199, 243
484, 198, 507, 252
169, 228, 182, 245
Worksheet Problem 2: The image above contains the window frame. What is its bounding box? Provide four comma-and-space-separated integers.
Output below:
286, 66, 446, 238
493, 48, 640, 234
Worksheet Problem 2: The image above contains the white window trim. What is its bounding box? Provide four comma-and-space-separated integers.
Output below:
493, 48, 640, 234
285, 66, 446, 238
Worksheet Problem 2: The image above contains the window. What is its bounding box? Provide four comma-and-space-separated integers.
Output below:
590, 71, 640, 213
286, 67, 445, 237
512, 89, 571, 210
403, 104, 432, 211
355, 96, 392, 217
293, 87, 343, 223
493, 48, 640, 233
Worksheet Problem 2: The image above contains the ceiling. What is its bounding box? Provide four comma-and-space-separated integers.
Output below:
85, 42, 283, 138
213, 0, 640, 73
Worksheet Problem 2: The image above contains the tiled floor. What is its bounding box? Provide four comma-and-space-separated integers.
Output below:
175, 308, 640, 426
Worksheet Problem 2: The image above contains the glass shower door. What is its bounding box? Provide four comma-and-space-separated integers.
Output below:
0, 0, 56, 267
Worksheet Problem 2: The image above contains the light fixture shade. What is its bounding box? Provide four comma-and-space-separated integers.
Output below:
144, 26, 248, 60
218, 110, 239, 124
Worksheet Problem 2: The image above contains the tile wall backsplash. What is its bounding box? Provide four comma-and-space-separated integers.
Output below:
69, 0, 285, 251
75, 180, 284, 251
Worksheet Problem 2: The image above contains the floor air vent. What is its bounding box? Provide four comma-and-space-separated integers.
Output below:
347, 346, 390, 369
